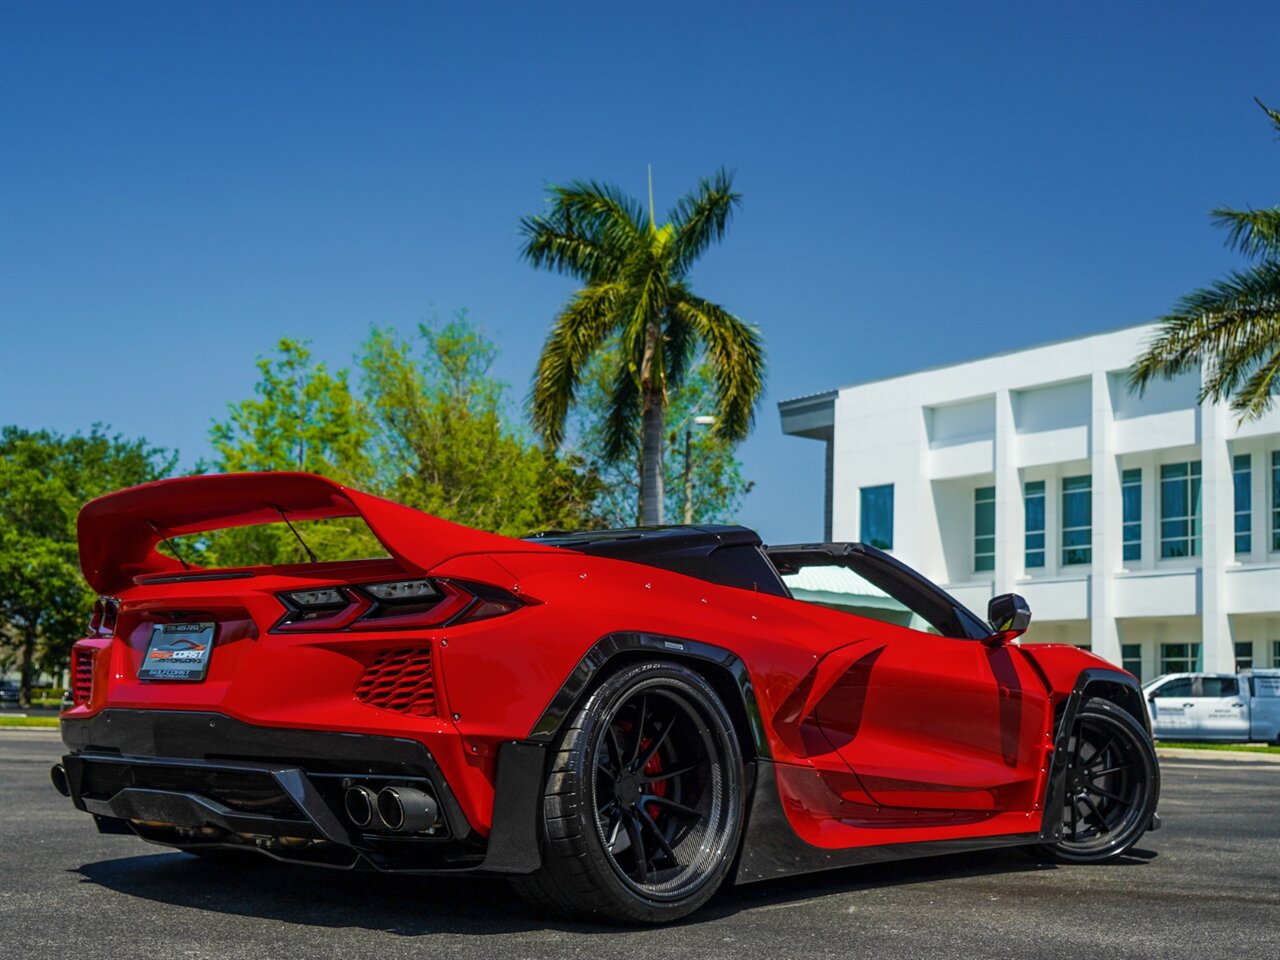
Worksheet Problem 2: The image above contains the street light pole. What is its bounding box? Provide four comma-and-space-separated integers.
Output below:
683, 416, 716, 524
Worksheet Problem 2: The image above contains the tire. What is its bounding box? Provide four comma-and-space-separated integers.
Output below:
512, 661, 745, 924
1038, 697, 1160, 863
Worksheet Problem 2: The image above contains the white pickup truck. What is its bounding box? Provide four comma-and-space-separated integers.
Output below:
1144, 669, 1280, 744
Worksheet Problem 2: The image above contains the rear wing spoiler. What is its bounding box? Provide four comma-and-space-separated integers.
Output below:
78, 472, 545, 594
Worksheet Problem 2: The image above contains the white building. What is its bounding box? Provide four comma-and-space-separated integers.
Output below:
779, 322, 1280, 682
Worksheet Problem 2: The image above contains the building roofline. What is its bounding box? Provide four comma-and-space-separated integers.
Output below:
777, 319, 1158, 407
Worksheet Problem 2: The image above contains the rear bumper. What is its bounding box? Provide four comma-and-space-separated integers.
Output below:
58, 709, 543, 875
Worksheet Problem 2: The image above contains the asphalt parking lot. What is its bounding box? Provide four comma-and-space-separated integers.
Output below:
2, 730, 1276, 960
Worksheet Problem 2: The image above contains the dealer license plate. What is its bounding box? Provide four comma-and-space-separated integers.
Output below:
138, 622, 216, 681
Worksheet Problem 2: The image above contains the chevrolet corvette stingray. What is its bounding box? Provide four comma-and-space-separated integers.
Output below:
52, 472, 1160, 923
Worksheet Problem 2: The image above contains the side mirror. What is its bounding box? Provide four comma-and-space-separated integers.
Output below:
985, 593, 1031, 646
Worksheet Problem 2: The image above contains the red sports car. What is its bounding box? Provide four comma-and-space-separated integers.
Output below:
53, 472, 1160, 923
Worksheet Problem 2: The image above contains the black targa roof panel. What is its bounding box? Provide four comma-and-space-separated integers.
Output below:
526, 526, 790, 597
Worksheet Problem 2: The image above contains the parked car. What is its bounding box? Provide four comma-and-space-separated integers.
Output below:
52, 472, 1161, 924
1144, 670, 1280, 744
0, 680, 19, 705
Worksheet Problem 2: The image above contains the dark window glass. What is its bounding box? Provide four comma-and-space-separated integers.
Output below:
860, 485, 894, 551
1199, 677, 1239, 698
1233, 453, 1251, 554
1271, 451, 1279, 552
1160, 461, 1202, 558
1159, 642, 1202, 675
1061, 475, 1092, 565
1153, 676, 1193, 698
1234, 641, 1254, 672
1121, 642, 1143, 682
1122, 468, 1141, 562
974, 486, 995, 572
1025, 480, 1045, 569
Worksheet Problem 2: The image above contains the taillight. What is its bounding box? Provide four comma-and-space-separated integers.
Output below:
88, 597, 119, 638
273, 578, 523, 632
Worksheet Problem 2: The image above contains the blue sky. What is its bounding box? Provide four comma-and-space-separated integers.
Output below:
1, 0, 1275, 542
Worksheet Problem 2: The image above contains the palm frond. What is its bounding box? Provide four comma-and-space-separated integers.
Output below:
1211, 207, 1280, 260
672, 292, 765, 443
602, 362, 642, 463
1257, 96, 1280, 133
519, 180, 645, 283
667, 168, 740, 278
518, 218, 620, 283
1229, 345, 1280, 420
528, 283, 624, 448
1128, 260, 1280, 415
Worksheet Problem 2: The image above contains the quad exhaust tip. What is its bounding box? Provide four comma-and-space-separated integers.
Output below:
50, 764, 71, 797
375, 786, 438, 833
342, 784, 439, 833
343, 785, 378, 829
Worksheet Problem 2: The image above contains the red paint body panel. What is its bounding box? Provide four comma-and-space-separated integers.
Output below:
67, 472, 1112, 855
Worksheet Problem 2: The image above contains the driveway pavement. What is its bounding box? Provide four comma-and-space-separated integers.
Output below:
2, 729, 1276, 959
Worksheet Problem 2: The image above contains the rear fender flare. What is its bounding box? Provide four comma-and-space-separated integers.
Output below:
527, 632, 771, 761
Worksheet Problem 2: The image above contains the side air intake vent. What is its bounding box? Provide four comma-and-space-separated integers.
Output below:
354, 647, 436, 717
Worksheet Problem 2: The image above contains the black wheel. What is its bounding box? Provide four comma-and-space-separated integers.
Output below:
1039, 697, 1159, 863
512, 661, 745, 924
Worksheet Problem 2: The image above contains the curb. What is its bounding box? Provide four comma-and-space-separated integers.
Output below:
1157, 747, 1280, 764
0, 725, 60, 734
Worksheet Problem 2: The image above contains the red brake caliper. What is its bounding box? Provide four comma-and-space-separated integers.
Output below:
641, 737, 666, 820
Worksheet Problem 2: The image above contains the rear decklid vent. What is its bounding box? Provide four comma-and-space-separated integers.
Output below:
354, 646, 436, 717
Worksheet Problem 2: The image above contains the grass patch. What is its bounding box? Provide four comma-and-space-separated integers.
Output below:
0, 715, 59, 728
1156, 740, 1280, 754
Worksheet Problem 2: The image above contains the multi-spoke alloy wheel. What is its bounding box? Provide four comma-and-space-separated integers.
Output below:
513, 661, 745, 924
1042, 697, 1159, 863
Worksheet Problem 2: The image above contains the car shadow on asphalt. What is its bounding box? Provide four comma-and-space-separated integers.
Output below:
73, 845, 1158, 935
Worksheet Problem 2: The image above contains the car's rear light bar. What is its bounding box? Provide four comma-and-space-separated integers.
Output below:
273, 578, 523, 632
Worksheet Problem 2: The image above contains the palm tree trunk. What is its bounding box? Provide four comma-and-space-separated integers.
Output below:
638, 316, 665, 526
639, 394, 665, 525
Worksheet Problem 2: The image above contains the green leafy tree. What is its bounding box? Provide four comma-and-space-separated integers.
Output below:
1129, 100, 1280, 420
212, 338, 372, 479
570, 345, 753, 527
360, 315, 602, 536
208, 338, 379, 566
521, 169, 765, 525
0, 426, 174, 704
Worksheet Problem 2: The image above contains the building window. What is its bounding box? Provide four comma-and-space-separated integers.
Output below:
1025, 480, 1045, 569
1273, 639, 1280, 668
1061, 475, 1092, 565
1121, 643, 1143, 682
860, 484, 894, 551
974, 486, 995, 572
1122, 468, 1142, 562
1160, 642, 1202, 674
1233, 454, 1251, 555
1234, 641, 1254, 672
1160, 461, 1202, 559
1272, 451, 1280, 551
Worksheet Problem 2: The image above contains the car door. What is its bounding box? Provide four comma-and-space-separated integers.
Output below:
1148, 676, 1195, 737
1191, 676, 1250, 740
769, 545, 1051, 815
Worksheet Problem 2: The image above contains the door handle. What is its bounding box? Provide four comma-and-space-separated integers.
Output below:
1183, 703, 1195, 708
1231, 703, 1245, 708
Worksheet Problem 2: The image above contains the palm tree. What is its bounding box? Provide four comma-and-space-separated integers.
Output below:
521, 169, 764, 525
1129, 100, 1280, 421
